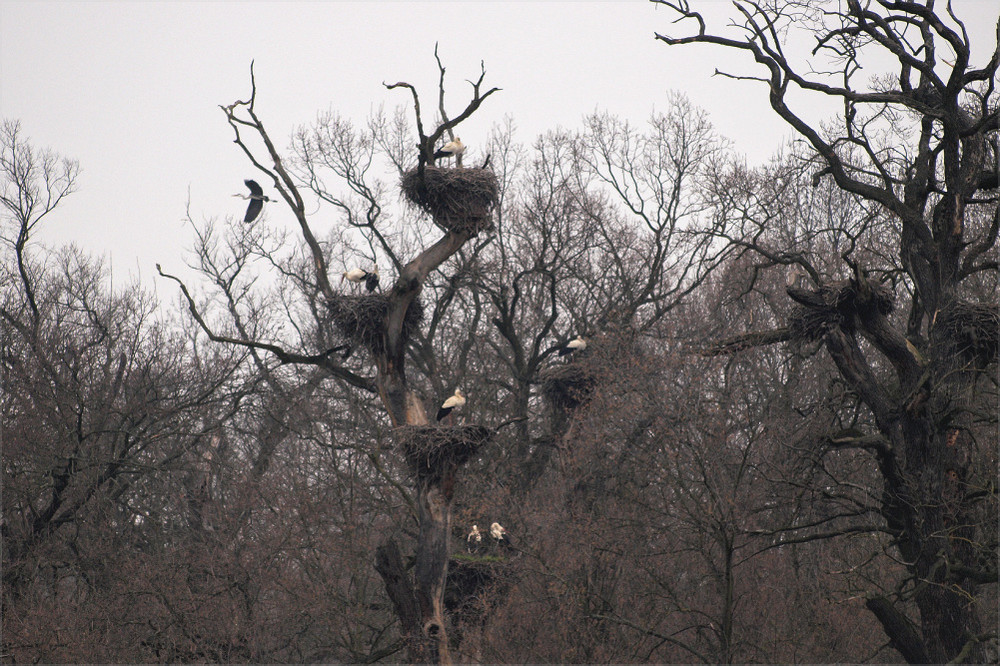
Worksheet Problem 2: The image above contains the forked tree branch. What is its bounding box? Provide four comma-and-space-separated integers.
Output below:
222, 61, 337, 303
156, 264, 376, 393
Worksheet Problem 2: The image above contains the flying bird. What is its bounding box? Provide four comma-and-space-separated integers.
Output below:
436, 388, 466, 422
234, 179, 271, 223
558, 336, 588, 356
433, 137, 465, 164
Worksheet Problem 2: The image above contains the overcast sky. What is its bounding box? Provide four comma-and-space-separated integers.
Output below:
3, 1, 997, 289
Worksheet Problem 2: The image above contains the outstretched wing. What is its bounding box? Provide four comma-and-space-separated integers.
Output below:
244, 198, 263, 223
244, 179, 264, 197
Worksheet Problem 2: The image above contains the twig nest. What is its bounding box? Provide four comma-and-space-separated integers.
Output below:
401, 166, 499, 235
540, 364, 596, 410
327, 294, 423, 355
787, 279, 894, 340
936, 300, 998, 366
397, 424, 493, 483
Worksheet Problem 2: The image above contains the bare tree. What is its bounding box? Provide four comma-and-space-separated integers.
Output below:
1, 125, 252, 662
654, 1, 999, 661
159, 58, 499, 663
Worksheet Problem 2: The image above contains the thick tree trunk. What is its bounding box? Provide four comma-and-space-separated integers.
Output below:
369, 228, 482, 664
822, 297, 989, 664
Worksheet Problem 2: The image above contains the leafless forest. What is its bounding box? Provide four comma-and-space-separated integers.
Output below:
3, 2, 998, 663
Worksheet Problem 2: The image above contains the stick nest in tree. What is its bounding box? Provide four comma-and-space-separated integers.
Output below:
401, 166, 499, 235
327, 294, 423, 356
937, 300, 999, 366
540, 364, 597, 410
397, 425, 493, 484
787, 279, 894, 341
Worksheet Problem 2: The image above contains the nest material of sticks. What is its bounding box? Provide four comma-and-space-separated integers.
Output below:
401, 166, 499, 235
445, 558, 510, 630
540, 364, 597, 410
937, 300, 999, 366
787, 279, 895, 341
327, 294, 423, 356
397, 424, 493, 483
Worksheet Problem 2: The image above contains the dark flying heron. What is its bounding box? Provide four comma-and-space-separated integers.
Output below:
235, 179, 271, 223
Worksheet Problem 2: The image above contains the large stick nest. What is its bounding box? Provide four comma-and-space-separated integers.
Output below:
401, 166, 499, 235
936, 300, 999, 366
540, 364, 597, 410
397, 424, 493, 484
327, 294, 423, 356
787, 279, 895, 341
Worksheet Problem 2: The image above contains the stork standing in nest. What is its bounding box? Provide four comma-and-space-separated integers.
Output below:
466, 524, 483, 553
489, 522, 509, 552
558, 336, 588, 357
433, 137, 465, 168
342, 265, 379, 292
436, 388, 466, 423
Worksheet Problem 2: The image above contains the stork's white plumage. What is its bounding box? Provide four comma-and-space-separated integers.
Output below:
490, 522, 506, 541
466, 525, 483, 553
559, 336, 588, 356
436, 388, 466, 422
433, 137, 465, 163
342, 268, 367, 283
342, 266, 380, 291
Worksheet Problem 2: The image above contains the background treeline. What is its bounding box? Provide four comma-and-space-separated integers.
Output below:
3, 2, 997, 662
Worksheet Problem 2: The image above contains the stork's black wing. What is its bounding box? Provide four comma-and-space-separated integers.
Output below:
365, 272, 379, 293
244, 198, 263, 223
244, 179, 264, 197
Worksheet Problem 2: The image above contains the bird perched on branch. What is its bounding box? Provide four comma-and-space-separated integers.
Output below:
437, 388, 466, 422
341, 266, 379, 292
559, 336, 588, 356
234, 179, 271, 223
433, 137, 465, 165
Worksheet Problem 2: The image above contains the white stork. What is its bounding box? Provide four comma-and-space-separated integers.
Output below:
466, 524, 483, 553
558, 336, 588, 356
433, 137, 465, 165
342, 266, 378, 292
489, 522, 508, 551
436, 388, 466, 422
234, 179, 271, 223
